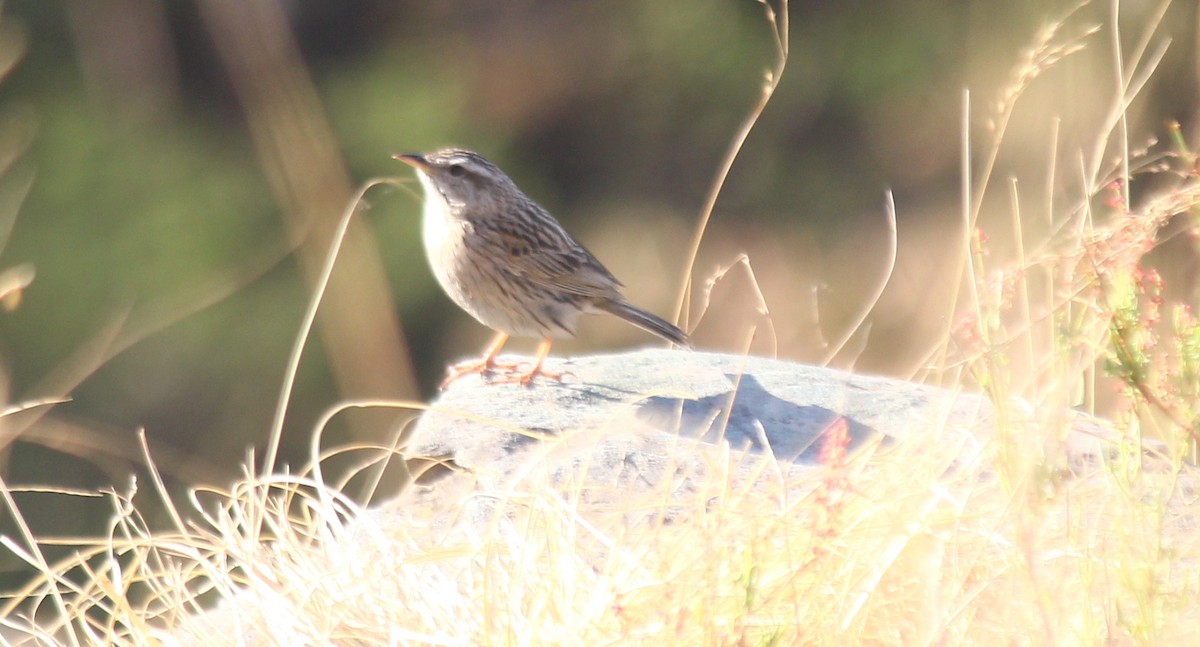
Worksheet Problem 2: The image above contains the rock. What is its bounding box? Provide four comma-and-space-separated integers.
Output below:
400, 349, 1007, 519
409, 349, 991, 468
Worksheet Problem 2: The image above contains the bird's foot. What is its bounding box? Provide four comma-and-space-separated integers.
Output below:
438, 356, 522, 390
485, 361, 570, 387
438, 357, 572, 389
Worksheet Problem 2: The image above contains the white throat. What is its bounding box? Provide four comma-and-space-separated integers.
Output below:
419, 173, 462, 283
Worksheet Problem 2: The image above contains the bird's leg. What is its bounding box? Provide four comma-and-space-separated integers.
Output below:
520, 338, 556, 385
489, 337, 565, 386
442, 335, 567, 389
440, 332, 514, 389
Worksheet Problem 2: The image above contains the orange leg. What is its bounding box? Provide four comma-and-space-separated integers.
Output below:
441, 334, 567, 389
514, 338, 556, 385
482, 337, 566, 386
439, 332, 515, 389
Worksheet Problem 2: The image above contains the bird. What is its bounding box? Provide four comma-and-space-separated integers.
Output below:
395, 148, 691, 388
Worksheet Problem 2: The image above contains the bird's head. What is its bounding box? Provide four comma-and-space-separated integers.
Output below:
394, 148, 521, 215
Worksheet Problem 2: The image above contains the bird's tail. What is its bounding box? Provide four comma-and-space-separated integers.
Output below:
595, 299, 692, 349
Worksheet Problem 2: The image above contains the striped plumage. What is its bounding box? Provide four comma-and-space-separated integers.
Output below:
396, 148, 690, 387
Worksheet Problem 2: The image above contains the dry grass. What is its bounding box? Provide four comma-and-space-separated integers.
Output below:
4, 0, 1200, 645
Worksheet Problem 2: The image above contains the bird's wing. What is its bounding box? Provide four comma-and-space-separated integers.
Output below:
472, 215, 624, 298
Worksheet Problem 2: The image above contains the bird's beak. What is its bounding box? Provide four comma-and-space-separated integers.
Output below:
393, 152, 431, 171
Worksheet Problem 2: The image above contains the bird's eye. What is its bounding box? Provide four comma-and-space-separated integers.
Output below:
448, 164, 465, 177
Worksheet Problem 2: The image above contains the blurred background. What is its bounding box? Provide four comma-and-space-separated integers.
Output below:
0, 0, 1197, 585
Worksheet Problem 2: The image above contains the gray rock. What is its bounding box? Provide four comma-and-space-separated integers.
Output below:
410, 349, 988, 463
386, 348, 1200, 563
402, 349, 1197, 514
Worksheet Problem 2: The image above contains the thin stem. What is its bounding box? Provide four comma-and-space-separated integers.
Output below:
820, 191, 897, 366
672, 0, 788, 330
262, 178, 401, 480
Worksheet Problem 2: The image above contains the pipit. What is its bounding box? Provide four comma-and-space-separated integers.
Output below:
395, 148, 691, 388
